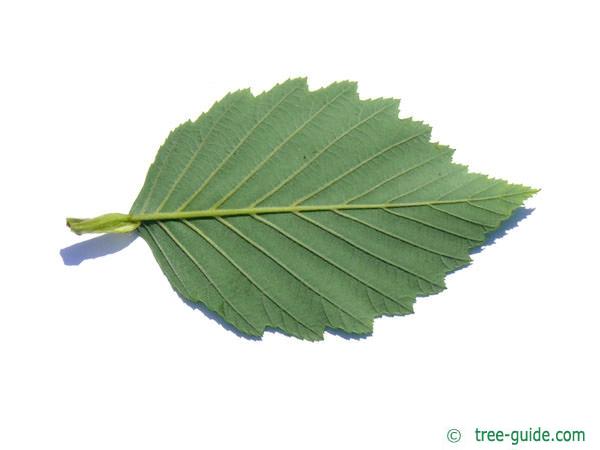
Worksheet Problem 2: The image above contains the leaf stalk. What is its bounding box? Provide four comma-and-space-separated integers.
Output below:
66, 213, 141, 235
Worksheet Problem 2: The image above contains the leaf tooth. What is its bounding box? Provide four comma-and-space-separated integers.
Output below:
313, 79, 358, 96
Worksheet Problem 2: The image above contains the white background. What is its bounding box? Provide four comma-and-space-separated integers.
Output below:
1, 1, 598, 449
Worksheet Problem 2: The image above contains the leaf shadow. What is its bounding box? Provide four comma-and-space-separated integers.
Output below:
178, 294, 262, 341
180, 294, 326, 341
183, 293, 373, 340
60, 233, 138, 265
325, 327, 372, 340
471, 207, 533, 255
443, 207, 534, 278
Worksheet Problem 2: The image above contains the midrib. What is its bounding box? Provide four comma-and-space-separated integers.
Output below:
131, 190, 536, 221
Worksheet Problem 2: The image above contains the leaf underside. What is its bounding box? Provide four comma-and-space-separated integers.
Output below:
130, 78, 535, 340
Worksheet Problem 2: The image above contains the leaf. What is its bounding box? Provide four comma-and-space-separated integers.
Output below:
67, 78, 537, 340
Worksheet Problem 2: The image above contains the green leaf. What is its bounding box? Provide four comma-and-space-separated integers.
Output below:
67, 78, 537, 340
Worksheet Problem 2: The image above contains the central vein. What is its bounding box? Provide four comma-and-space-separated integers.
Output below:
131, 191, 535, 221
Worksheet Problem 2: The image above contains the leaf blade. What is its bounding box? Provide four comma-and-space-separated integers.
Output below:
129, 78, 537, 339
